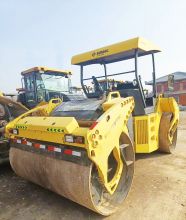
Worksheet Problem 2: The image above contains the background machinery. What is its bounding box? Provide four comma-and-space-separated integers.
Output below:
6, 37, 179, 215
0, 66, 78, 163
0, 93, 27, 164
17, 66, 75, 109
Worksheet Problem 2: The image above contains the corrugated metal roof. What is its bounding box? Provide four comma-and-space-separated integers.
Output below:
146, 72, 186, 85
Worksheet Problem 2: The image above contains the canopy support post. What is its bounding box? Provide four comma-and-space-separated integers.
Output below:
152, 53, 156, 97
80, 65, 87, 95
103, 63, 108, 90
135, 49, 146, 108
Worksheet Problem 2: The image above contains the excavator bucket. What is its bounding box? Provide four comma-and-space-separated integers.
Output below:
6, 94, 135, 215
0, 95, 28, 163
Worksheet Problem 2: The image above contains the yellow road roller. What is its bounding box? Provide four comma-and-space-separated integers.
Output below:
6, 37, 179, 215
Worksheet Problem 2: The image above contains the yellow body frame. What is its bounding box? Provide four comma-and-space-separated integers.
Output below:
6, 92, 179, 195
6, 93, 134, 194
134, 95, 179, 153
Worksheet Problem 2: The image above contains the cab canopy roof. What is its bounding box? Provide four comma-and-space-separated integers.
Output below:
21, 66, 72, 76
71, 37, 161, 66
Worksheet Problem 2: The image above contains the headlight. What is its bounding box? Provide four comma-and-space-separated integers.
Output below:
13, 129, 19, 135
65, 135, 84, 144
65, 135, 74, 143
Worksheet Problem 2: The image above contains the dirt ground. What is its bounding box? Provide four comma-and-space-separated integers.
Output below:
0, 112, 186, 220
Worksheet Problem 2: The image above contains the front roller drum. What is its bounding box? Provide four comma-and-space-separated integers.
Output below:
10, 134, 134, 216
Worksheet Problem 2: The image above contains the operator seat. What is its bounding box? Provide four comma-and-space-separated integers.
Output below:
117, 83, 145, 116
119, 89, 146, 116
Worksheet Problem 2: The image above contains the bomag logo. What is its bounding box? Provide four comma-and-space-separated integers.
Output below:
92, 49, 109, 58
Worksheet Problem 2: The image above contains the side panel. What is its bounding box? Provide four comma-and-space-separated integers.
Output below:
134, 113, 160, 153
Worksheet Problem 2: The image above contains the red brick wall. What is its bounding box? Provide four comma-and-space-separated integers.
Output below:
174, 82, 180, 91
156, 80, 186, 93
156, 80, 186, 105
179, 94, 186, 105
157, 84, 162, 93
181, 80, 186, 90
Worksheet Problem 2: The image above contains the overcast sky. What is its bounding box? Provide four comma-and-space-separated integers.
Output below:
0, 0, 186, 92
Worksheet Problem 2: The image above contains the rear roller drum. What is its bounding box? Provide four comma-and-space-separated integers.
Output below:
159, 112, 177, 153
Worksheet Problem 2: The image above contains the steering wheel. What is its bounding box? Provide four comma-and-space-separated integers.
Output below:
83, 76, 104, 98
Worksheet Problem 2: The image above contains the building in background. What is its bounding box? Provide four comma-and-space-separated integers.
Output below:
146, 72, 186, 106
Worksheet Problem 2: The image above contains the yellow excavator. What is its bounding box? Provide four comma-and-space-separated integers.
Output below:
6, 37, 179, 215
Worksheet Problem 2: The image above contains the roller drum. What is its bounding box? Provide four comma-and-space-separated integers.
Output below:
10, 134, 134, 216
